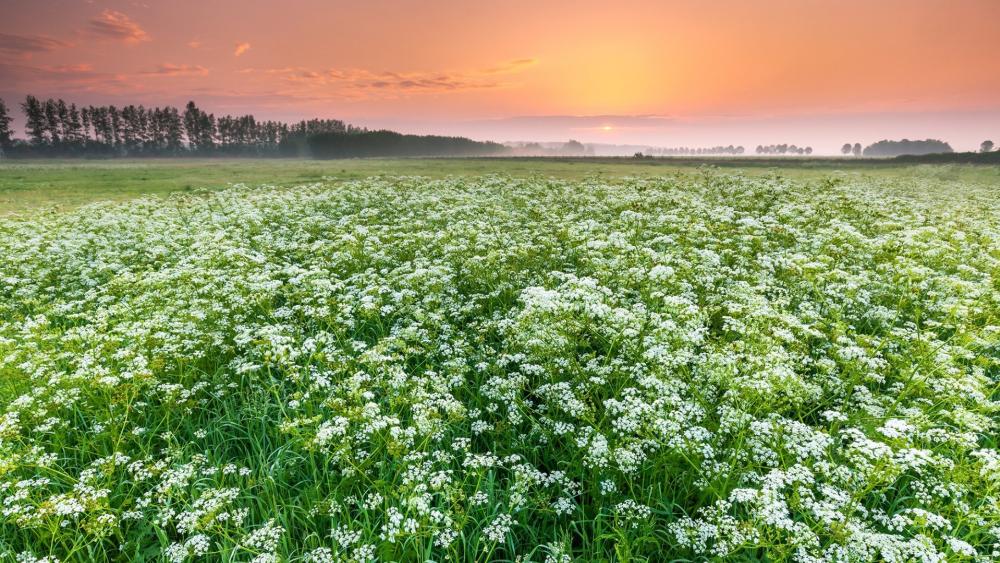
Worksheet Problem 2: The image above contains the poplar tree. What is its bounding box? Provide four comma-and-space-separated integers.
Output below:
0, 98, 13, 148
21, 95, 47, 145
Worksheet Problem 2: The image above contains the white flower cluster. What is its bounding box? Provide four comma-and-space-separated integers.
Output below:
0, 172, 997, 560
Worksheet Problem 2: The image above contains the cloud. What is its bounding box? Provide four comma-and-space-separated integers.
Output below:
0, 33, 70, 55
482, 58, 537, 74
259, 67, 498, 94
363, 71, 499, 92
88, 10, 150, 43
234, 42, 251, 57
140, 63, 209, 77
187, 40, 202, 49
0, 62, 130, 94
239, 58, 535, 98
46, 64, 96, 73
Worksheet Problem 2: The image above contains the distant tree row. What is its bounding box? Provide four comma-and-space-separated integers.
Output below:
507, 140, 594, 156
0, 96, 361, 157
840, 143, 863, 157
755, 144, 813, 155
307, 130, 507, 158
841, 139, 958, 158
649, 145, 747, 156
861, 139, 953, 158
3, 96, 992, 159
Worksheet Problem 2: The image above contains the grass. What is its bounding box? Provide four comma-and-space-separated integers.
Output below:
2, 157, 999, 214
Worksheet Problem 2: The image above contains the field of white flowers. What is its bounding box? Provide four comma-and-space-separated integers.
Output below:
0, 172, 998, 562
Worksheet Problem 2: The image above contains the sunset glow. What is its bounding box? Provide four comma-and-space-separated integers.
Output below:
2, 0, 999, 152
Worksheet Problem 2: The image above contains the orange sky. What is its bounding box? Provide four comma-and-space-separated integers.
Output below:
2, 0, 999, 152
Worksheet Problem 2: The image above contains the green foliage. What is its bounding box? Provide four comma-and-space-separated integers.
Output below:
307, 130, 507, 158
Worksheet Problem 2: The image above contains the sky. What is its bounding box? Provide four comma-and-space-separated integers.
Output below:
1, 0, 999, 153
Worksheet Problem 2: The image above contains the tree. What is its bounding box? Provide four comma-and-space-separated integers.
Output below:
120, 105, 141, 153
183, 101, 201, 150
852, 143, 862, 157
56, 99, 69, 142
197, 111, 217, 150
981, 140, 995, 153
183, 101, 217, 151
841, 143, 852, 155
44, 99, 61, 146
163, 107, 184, 152
109, 106, 122, 148
67, 104, 83, 145
21, 95, 47, 145
561, 139, 587, 155
0, 98, 13, 149
80, 107, 92, 143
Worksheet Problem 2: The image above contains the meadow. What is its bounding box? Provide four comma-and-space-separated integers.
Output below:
3, 158, 999, 214
0, 160, 999, 561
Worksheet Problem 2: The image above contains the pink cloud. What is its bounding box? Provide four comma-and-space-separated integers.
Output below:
238, 58, 534, 98
0, 33, 71, 55
140, 63, 209, 77
482, 58, 537, 74
88, 10, 150, 43
0, 62, 131, 95
234, 42, 251, 57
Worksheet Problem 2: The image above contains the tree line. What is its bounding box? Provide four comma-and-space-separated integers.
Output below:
308, 130, 507, 158
0, 95, 508, 158
755, 144, 813, 155
840, 139, 972, 158
507, 140, 595, 157
859, 139, 953, 158
650, 145, 748, 156
0, 95, 381, 157
3, 96, 994, 159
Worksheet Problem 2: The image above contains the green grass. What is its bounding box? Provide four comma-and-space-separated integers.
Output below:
3, 157, 999, 214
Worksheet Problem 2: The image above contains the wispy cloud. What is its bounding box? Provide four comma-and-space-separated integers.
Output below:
187, 40, 202, 49
0, 33, 70, 56
247, 67, 498, 96
45, 64, 96, 73
0, 62, 130, 94
140, 63, 208, 77
238, 58, 536, 98
234, 42, 251, 57
88, 10, 150, 43
482, 58, 537, 74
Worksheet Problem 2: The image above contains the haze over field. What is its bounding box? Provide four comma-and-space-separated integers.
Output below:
2, 0, 999, 153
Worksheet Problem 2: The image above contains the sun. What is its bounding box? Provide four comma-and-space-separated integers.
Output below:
601, 125, 613, 131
